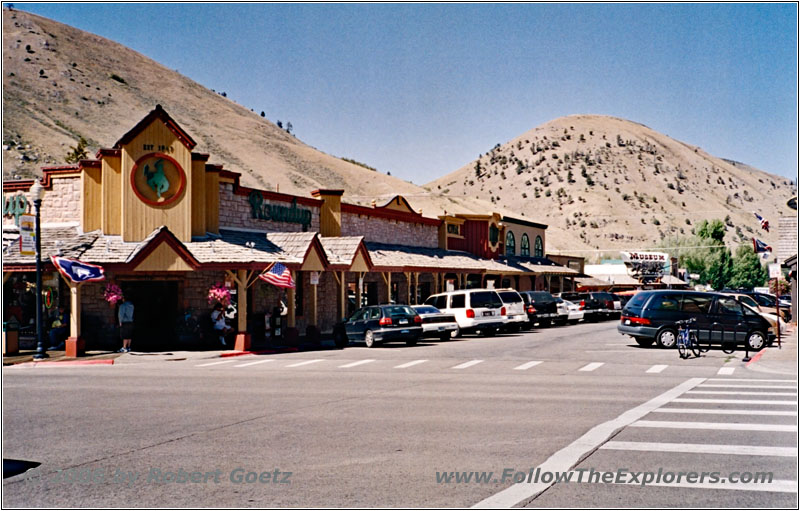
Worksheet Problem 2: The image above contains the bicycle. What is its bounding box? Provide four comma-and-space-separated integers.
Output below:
675, 318, 700, 359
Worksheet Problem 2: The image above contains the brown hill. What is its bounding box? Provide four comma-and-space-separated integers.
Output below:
427, 115, 795, 256
1, 8, 495, 217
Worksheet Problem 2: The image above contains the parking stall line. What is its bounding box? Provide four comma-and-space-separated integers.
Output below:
698, 384, 797, 389
672, 398, 797, 406
233, 359, 276, 368
646, 364, 668, 374
394, 359, 428, 369
600, 441, 797, 457
686, 390, 797, 397
338, 359, 376, 369
706, 378, 797, 383
195, 360, 237, 367
630, 420, 797, 432
579, 362, 604, 372
652, 408, 798, 416
285, 359, 324, 368
513, 361, 543, 371
716, 367, 736, 375
452, 360, 484, 370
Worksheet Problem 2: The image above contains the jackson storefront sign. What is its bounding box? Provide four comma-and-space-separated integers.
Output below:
248, 190, 313, 229
131, 153, 187, 206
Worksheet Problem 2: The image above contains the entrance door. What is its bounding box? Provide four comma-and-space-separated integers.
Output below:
120, 281, 179, 351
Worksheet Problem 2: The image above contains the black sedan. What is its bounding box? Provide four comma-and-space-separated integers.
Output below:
333, 305, 423, 348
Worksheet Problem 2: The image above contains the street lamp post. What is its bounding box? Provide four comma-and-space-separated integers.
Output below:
31, 180, 48, 360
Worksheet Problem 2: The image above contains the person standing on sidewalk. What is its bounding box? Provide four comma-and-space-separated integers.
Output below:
118, 297, 134, 353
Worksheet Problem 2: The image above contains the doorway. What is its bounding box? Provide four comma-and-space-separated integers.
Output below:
120, 281, 179, 351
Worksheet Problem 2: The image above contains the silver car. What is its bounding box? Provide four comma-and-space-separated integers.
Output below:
411, 305, 460, 341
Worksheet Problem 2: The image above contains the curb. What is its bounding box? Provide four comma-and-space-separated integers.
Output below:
13, 359, 115, 367
219, 347, 299, 358
745, 350, 766, 367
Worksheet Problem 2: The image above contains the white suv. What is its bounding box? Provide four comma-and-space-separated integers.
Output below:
424, 289, 507, 336
495, 288, 528, 331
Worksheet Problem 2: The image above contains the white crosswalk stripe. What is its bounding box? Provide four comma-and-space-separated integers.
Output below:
672, 398, 797, 405
646, 364, 668, 374
601, 441, 797, 457
233, 359, 275, 368
285, 359, 324, 368
338, 359, 376, 368
630, 420, 797, 432
195, 360, 236, 367
686, 390, 798, 396
451, 360, 483, 369
394, 360, 428, 369
579, 362, 604, 372
513, 361, 543, 371
716, 367, 735, 375
652, 408, 797, 416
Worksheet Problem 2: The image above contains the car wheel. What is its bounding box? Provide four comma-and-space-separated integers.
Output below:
555, 319, 568, 326
634, 336, 654, 347
439, 332, 450, 342
540, 319, 551, 327
451, 326, 461, 338
656, 328, 677, 349
746, 331, 765, 351
364, 330, 375, 348
333, 330, 348, 349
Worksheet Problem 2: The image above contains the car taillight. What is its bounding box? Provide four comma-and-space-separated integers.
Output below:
379, 317, 392, 326
527, 306, 536, 314
413, 315, 422, 324
579, 300, 585, 310
621, 316, 650, 325
466, 309, 475, 318
501, 307, 506, 316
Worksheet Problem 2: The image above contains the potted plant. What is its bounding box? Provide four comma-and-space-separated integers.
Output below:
103, 283, 124, 308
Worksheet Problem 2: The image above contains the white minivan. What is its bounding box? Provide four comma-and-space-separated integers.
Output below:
424, 289, 507, 336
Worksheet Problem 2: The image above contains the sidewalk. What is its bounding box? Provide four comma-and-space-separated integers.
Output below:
2, 349, 121, 366
744, 324, 798, 376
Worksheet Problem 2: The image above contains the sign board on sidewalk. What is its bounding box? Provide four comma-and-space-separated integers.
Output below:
310, 271, 320, 285
769, 263, 782, 279
18, 214, 35, 256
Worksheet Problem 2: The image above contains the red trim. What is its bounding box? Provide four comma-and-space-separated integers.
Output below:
130, 153, 187, 207
3, 167, 84, 192
96, 148, 121, 158
192, 152, 210, 161
341, 203, 441, 226
80, 159, 101, 168
205, 164, 224, 172
311, 189, 345, 197
2, 180, 35, 192
114, 105, 196, 150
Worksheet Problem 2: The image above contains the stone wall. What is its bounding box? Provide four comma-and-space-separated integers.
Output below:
218, 183, 321, 233
3, 178, 80, 227
341, 212, 438, 248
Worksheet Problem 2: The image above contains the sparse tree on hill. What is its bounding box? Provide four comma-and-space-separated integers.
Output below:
65, 136, 88, 163
276, 120, 283, 129
286, 122, 293, 134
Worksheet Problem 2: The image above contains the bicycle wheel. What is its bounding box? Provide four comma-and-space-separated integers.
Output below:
677, 335, 687, 359
689, 332, 700, 358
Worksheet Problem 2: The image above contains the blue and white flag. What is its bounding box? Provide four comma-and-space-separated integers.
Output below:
50, 255, 106, 283
752, 238, 772, 254
753, 212, 770, 232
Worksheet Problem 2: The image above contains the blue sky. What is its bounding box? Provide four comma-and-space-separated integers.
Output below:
16, 3, 798, 183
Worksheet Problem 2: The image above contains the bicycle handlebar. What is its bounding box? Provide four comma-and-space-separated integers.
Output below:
674, 318, 697, 326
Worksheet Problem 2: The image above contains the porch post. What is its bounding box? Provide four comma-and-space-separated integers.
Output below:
546, 274, 552, 293
234, 269, 251, 351
340, 271, 346, 318
65, 282, 84, 357
311, 278, 318, 326
355, 272, 363, 310
404, 272, 411, 304
287, 271, 296, 328
386, 272, 392, 303
413, 272, 419, 304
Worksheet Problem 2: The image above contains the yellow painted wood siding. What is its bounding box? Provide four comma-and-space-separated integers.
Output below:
81, 166, 102, 232
205, 172, 220, 234
133, 243, 193, 272
191, 160, 206, 236
319, 194, 341, 237
121, 122, 192, 242
101, 155, 122, 235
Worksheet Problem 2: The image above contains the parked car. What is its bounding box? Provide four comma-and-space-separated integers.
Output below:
560, 292, 619, 321
562, 299, 584, 324
745, 292, 792, 322
495, 289, 528, 331
617, 290, 771, 351
720, 292, 786, 338
424, 289, 507, 336
554, 298, 570, 326
333, 304, 422, 348
410, 305, 459, 341
519, 291, 563, 326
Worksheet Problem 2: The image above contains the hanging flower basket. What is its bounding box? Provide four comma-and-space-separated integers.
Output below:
103, 283, 124, 307
207, 282, 231, 307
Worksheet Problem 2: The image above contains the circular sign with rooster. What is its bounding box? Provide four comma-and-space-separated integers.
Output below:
130, 153, 186, 206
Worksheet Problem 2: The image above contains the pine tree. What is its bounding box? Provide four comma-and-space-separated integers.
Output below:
65, 136, 88, 163
729, 244, 768, 289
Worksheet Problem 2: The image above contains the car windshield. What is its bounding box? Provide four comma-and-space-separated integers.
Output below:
529, 292, 555, 303
384, 305, 416, 317
413, 306, 440, 314
625, 292, 649, 309
498, 291, 522, 303
470, 291, 502, 308
754, 294, 776, 306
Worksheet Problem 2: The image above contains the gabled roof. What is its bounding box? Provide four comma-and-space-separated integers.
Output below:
319, 236, 373, 269
113, 104, 197, 150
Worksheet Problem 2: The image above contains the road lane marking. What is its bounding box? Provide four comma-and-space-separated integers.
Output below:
339, 359, 376, 368
472, 377, 706, 508
646, 364, 668, 374
652, 408, 797, 416
686, 390, 797, 396
195, 360, 236, 367
452, 360, 484, 369
717, 367, 735, 375
394, 359, 428, 369
601, 441, 797, 457
285, 359, 324, 368
233, 359, 276, 368
698, 384, 797, 389
514, 361, 543, 371
631, 420, 797, 432
672, 398, 797, 405
706, 378, 797, 383
579, 362, 604, 372
582, 472, 797, 493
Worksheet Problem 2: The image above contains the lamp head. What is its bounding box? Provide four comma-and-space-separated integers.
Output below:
30, 179, 45, 202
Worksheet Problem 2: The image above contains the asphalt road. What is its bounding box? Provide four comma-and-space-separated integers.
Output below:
3, 320, 797, 507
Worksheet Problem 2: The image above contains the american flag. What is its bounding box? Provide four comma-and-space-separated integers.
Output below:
753, 212, 770, 232
258, 262, 295, 288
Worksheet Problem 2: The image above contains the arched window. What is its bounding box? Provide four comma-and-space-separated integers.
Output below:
520, 234, 530, 256
534, 236, 544, 257
506, 231, 515, 256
